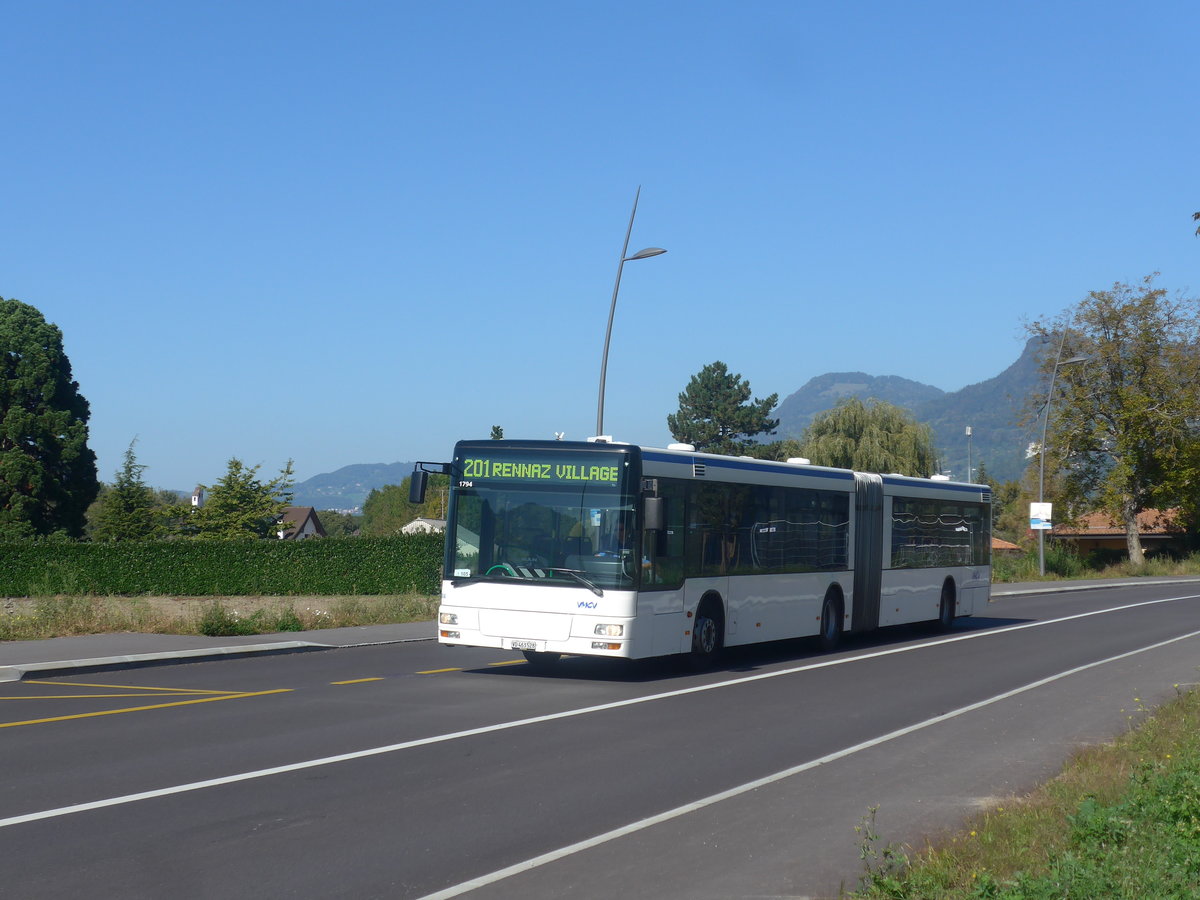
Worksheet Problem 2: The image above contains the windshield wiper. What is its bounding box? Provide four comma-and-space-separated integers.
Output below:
551, 568, 603, 597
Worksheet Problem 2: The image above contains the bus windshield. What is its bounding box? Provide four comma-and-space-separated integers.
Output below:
446, 445, 638, 591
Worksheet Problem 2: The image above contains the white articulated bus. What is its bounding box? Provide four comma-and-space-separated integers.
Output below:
411, 439, 991, 666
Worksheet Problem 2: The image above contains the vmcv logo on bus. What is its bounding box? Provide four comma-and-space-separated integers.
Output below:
577, 601, 599, 609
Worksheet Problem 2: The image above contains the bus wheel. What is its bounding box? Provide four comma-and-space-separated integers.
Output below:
522, 650, 561, 669
819, 592, 843, 652
690, 599, 724, 667
936, 582, 955, 631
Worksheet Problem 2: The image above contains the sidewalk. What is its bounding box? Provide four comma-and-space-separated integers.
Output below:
5, 577, 1200, 683
0, 621, 436, 683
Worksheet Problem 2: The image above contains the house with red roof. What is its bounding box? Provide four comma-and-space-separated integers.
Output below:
1049, 508, 1184, 557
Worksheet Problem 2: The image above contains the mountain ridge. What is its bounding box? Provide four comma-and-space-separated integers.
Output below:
775, 337, 1042, 481
292, 461, 416, 512
292, 340, 1045, 509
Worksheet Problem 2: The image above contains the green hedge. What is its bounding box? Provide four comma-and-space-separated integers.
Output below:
0, 534, 444, 597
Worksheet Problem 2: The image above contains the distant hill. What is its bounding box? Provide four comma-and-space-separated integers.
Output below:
295, 341, 1045, 505
292, 462, 415, 512
914, 338, 1043, 483
775, 373, 944, 434
775, 338, 1043, 482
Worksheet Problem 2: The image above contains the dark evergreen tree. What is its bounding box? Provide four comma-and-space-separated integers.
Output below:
666, 361, 779, 455
89, 439, 158, 541
0, 296, 99, 538
177, 458, 295, 539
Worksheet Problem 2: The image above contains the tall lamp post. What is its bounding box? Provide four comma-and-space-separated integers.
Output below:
1037, 328, 1088, 576
596, 186, 666, 437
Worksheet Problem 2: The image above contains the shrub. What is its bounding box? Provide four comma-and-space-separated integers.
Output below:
197, 601, 265, 636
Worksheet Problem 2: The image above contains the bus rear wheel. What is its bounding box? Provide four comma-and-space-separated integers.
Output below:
819, 592, 843, 652
936, 582, 956, 631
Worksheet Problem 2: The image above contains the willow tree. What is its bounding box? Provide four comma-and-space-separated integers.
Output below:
667, 361, 779, 455
1030, 274, 1200, 564
0, 296, 99, 538
790, 397, 940, 477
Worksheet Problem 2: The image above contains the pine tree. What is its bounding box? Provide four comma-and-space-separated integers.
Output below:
667, 361, 779, 455
182, 458, 295, 539
0, 296, 99, 538
90, 439, 158, 541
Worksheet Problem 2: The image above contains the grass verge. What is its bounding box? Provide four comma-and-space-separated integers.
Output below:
850, 686, 1200, 898
0, 594, 439, 641
992, 549, 1200, 583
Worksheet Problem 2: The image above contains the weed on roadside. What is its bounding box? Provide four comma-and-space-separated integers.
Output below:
0, 594, 439, 641
855, 805, 909, 895
0, 595, 177, 640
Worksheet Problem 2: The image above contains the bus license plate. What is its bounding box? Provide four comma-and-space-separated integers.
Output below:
510, 639, 538, 651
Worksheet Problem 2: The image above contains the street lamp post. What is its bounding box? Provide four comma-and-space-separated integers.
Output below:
1037, 328, 1088, 577
965, 425, 973, 482
596, 186, 666, 437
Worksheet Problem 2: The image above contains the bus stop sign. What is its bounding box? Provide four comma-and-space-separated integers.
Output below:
1030, 502, 1053, 530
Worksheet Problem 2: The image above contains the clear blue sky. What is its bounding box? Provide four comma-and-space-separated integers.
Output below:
4, 1, 1198, 492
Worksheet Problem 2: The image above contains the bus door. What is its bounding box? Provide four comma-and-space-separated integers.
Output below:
682, 481, 735, 639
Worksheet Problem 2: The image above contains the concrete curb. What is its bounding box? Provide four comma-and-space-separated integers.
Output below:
0, 640, 332, 683
991, 577, 1200, 599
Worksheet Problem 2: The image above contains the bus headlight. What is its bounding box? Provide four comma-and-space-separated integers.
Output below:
591, 642, 621, 650
593, 624, 624, 637
440, 612, 458, 625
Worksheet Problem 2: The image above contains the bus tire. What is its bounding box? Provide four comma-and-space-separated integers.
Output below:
522, 650, 562, 669
819, 591, 843, 652
936, 581, 956, 632
690, 597, 725, 667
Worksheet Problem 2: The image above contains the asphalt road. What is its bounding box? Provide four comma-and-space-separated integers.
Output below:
4, 582, 1200, 899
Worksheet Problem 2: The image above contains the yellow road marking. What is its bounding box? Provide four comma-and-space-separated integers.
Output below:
487, 660, 526, 667
417, 668, 462, 675
0, 689, 292, 729
27, 680, 234, 695
330, 678, 384, 685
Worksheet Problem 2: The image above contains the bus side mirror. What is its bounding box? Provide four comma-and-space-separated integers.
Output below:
409, 470, 428, 504
644, 496, 664, 532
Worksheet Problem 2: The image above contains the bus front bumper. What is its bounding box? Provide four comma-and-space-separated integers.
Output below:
437, 608, 636, 658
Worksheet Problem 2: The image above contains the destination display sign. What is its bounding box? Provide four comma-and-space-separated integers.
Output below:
456, 451, 626, 488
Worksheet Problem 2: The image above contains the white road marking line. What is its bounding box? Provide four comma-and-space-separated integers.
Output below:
418, 626, 1200, 899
